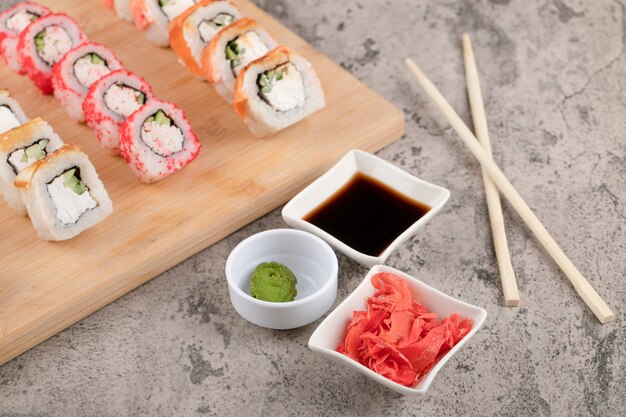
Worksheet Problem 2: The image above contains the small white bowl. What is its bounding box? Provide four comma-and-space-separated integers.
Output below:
225, 229, 338, 330
281, 149, 450, 267
308, 265, 487, 396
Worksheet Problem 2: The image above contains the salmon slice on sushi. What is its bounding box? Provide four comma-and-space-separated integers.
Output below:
17, 13, 87, 94
0, 89, 29, 135
15, 144, 112, 241
233, 46, 326, 137
52, 42, 124, 122
131, 0, 199, 47
203, 18, 277, 103
0, 2, 51, 73
83, 69, 155, 154
0, 118, 64, 214
169, 0, 241, 78
119, 99, 200, 183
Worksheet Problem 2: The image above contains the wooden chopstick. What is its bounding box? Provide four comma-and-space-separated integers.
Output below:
404, 57, 615, 324
462, 34, 520, 307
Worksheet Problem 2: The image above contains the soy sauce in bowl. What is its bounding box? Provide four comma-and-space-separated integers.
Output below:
303, 173, 431, 257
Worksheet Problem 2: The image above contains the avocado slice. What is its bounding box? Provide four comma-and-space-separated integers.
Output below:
34, 29, 46, 54
63, 168, 87, 195
90, 53, 105, 65
154, 110, 172, 126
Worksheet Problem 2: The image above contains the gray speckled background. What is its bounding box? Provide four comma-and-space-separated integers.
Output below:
1, 0, 625, 416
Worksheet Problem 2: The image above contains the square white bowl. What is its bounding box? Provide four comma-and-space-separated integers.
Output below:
281, 149, 450, 267
308, 265, 487, 396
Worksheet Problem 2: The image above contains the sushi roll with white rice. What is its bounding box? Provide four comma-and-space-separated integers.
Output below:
131, 0, 199, 47
0, 89, 29, 135
119, 99, 200, 183
203, 18, 277, 103
233, 47, 326, 136
14, 144, 113, 241
52, 42, 124, 122
83, 69, 156, 154
0, 118, 64, 214
169, 0, 241, 78
0, 2, 51, 73
103, 0, 133, 22
17, 13, 87, 94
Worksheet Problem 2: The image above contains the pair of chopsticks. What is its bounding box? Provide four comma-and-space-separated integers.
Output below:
404, 35, 615, 324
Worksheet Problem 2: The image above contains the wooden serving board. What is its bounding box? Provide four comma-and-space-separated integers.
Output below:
0, 0, 404, 365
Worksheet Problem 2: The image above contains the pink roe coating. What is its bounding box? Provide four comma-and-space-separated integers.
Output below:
336, 272, 473, 387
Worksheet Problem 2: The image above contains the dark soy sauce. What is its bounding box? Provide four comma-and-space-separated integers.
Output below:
303, 173, 431, 256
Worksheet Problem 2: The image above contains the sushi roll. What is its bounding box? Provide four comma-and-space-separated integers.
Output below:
0, 2, 51, 73
17, 13, 87, 95
14, 144, 113, 241
131, 0, 199, 47
169, 0, 241, 78
203, 18, 277, 103
0, 118, 64, 214
113, 0, 133, 22
52, 42, 124, 122
233, 47, 326, 137
83, 69, 155, 154
0, 89, 29, 135
119, 99, 200, 183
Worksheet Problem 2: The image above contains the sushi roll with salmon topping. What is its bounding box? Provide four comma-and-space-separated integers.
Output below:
233, 46, 326, 137
14, 144, 112, 241
119, 99, 200, 183
17, 13, 87, 95
0, 118, 64, 214
52, 42, 124, 122
0, 2, 51, 73
131, 0, 199, 47
169, 0, 241, 78
83, 69, 155, 154
203, 18, 277, 103
0, 89, 29, 135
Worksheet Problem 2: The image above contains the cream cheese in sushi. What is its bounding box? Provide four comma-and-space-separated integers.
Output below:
46, 167, 97, 225
0, 89, 29, 135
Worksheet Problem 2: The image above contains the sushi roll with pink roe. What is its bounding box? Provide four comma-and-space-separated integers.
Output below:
119, 99, 200, 183
83, 69, 155, 154
17, 13, 87, 94
52, 42, 123, 122
0, 2, 51, 73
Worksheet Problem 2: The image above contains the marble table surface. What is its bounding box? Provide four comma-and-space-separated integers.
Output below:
1, 0, 625, 416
